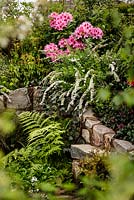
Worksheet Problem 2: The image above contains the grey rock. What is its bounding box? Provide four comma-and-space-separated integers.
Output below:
33, 87, 44, 111
71, 144, 100, 159
112, 139, 134, 153
82, 129, 90, 143
92, 124, 115, 147
7, 88, 31, 110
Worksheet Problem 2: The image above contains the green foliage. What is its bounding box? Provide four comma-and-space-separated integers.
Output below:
93, 101, 134, 143
40, 45, 123, 118
1, 151, 134, 200
78, 151, 110, 180
0, 0, 66, 89
0, 1, 134, 199
0, 110, 16, 135
18, 111, 64, 158
1, 111, 73, 192
77, 154, 134, 200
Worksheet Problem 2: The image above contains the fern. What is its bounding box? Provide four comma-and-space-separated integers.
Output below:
18, 111, 64, 160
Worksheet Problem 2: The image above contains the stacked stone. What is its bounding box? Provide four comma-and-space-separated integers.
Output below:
71, 109, 134, 179
0, 87, 44, 113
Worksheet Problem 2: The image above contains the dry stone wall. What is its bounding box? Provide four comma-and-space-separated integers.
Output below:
71, 109, 134, 160
0, 87, 44, 113
71, 109, 134, 179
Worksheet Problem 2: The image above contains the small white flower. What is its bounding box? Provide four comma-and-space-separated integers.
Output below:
31, 176, 38, 183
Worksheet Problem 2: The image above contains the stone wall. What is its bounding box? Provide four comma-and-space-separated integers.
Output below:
71, 109, 134, 179
0, 87, 44, 113
71, 109, 134, 160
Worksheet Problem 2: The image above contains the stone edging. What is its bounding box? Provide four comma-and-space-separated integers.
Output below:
71, 109, 134, 160
71, 109, 134, 179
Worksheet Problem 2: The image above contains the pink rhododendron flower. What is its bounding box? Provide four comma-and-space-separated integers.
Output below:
67, 35, 85, 49
44, 43, 59, 52
58, 38, 68, 48
74, 22, 103, 40
48, 12, 58, 19
74, 22, 93, 39
49, 12, 73, 31
44, 43, 59, 62
89, 27, 103, 39
64, 48, 70, 54
44, 42, 70, 62
44, 13, 104, 62
46, 52, 58, 62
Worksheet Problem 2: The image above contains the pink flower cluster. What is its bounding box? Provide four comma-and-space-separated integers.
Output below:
74, 22, 103, 39
58, 35, 85, 50
49, 12, 73, 31
44, 12, 104, 61
44, 43, 70, 62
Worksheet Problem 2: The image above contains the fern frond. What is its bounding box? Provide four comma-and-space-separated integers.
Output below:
18, 111, 64, 160
19, 111, 46, 131
40, 117, 53, 128
32, 112, 40, 122
37, 112, 46, 125
45, 146, 61, 157
22, 124, 39, 133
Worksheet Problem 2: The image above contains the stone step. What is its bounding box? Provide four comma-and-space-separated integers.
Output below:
71, 144, 103, 160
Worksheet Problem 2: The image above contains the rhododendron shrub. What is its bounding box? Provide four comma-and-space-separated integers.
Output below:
44, 12, 103, 61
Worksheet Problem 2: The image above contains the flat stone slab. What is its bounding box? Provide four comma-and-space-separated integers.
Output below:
71, 144, 100, 159
112, 139, 134, 153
